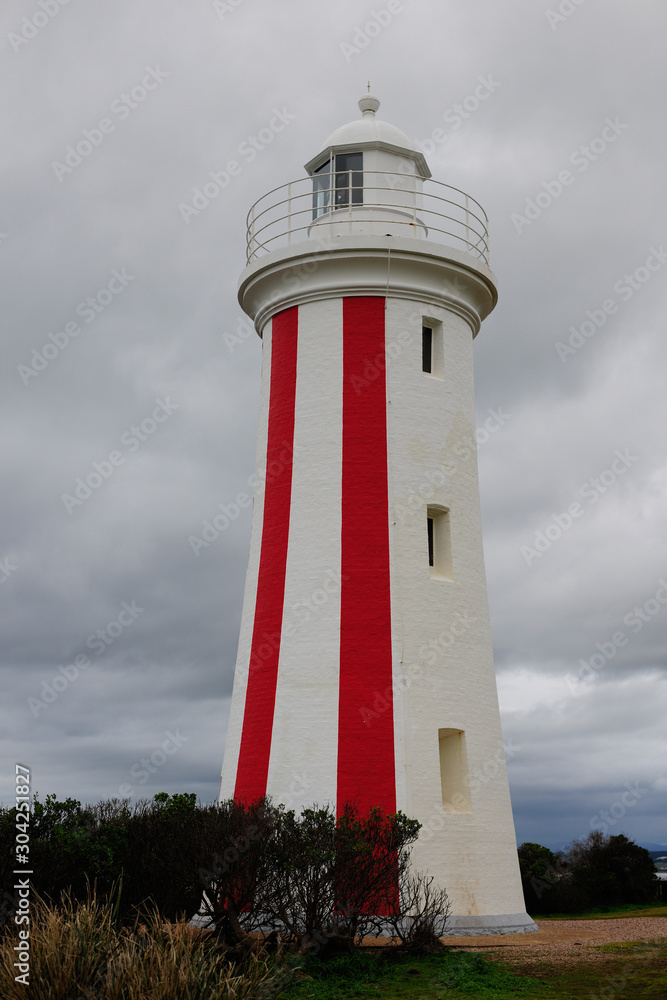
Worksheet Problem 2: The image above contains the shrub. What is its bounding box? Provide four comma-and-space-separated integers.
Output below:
254, 803, 422, 954
194, 797, 280, 944
566, 831, 657, 908
0, 794, 131, 915
517, 841, 570, 914
518, 832, 658, 914
1, 792, 451, 957
384, 871, 451, 952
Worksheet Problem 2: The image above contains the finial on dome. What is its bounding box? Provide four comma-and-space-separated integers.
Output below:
358, 90, 380, 117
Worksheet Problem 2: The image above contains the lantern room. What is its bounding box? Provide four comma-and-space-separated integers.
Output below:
304, 92, 430, 239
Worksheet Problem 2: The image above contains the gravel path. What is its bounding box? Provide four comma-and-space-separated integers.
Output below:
446, 917, 667, 967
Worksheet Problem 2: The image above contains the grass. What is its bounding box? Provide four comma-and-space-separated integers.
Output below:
509, 940, 667, 1000
538, 902, 667, 920
0, 891, 289, 999
281, 949, 553, 999
280, 939, 667, 999
281, 932, 667, 999
2, 894, 665, 999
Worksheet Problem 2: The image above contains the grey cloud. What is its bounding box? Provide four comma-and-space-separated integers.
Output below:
3, 0, 666, 846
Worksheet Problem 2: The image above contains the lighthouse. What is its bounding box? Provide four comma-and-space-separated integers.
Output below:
220, 94, 535, 935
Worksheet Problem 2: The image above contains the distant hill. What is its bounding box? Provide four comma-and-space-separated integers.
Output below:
520, 841, 667, 855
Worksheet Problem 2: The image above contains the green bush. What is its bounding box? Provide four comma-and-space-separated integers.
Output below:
567, 831, 657, 907
1, 794, 131, 914
518, 831, 658, 914
1, 793, 451, 954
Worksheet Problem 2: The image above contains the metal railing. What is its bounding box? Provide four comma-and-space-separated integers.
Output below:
245, 170, 490, 265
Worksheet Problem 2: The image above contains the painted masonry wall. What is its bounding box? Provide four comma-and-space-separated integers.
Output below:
385, 296, 525, 916
222, 290, 525, 918
218, 317, 273, 802
267, 297, 343, 809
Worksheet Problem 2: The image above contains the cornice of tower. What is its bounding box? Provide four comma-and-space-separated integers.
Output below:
238, 235, 498, 339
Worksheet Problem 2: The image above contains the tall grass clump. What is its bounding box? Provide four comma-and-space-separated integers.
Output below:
0, 890, 289, 1000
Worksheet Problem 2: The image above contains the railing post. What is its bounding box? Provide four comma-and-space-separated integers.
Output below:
249, 203, 255, 262
287, 182, 292, 245
465, 193, 469, 254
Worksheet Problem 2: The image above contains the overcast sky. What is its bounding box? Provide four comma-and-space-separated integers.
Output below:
2, 0, 666, 852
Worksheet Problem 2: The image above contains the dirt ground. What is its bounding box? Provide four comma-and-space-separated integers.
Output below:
445, 917, 667, 968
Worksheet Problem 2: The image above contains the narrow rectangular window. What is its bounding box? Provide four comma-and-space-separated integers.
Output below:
438, 729, 472, 812
422, 325, 432, 373
422, 318, 444, 379
427, 506, 452, 580
334, 152, 363, 209
312, 159, 332, 220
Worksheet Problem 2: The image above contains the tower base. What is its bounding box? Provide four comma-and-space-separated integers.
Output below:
445, 912, 538, 936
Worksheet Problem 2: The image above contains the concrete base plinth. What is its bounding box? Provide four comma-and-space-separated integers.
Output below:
445, 912, 538, 936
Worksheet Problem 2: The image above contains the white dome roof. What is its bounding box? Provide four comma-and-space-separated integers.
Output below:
322, 116, 415, 152
320, 94, 415, 152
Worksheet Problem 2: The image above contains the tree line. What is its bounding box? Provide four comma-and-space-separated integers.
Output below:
518, 830, 660, 914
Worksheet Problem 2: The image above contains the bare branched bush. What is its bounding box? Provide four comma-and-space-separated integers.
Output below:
194, 798, 280, 946
384, 871, 451, 952
254, 803, 421, 954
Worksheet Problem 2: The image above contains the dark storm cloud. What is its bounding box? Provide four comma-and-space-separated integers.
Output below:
2, 0, 666, 846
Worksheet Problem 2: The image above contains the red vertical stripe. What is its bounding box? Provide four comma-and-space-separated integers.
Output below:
234, 306, 298, 803
338, 297, 396, 816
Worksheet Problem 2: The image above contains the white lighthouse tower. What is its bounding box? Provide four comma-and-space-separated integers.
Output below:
220, 94, 535, 935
